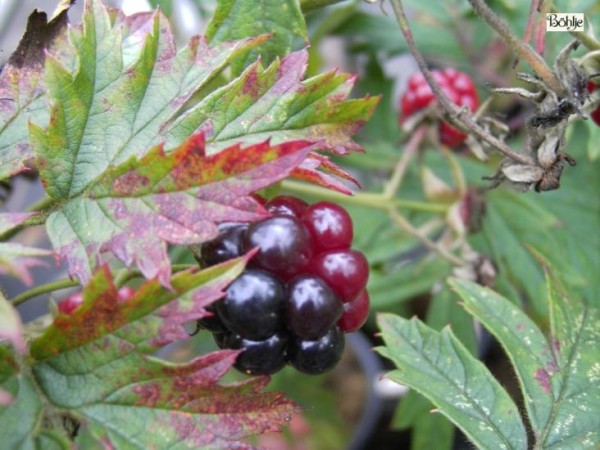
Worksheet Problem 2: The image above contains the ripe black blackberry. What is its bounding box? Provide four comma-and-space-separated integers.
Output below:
196, 195, 370, 375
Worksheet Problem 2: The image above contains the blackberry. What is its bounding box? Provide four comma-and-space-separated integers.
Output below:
195, 195, 370, 376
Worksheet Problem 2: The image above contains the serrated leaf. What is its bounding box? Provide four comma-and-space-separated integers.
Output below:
45, 132, 313, 286
31, 0, 263, 199
0, 6, 71, 179
207, 0, 307, 75
3, 258, 298, 449
166, 49, 379, 157
450, 278, 556, 435
450, 275, 600, 449
543, 268, 600, 448
377, 313, 527, 450
391, 287, 476, 450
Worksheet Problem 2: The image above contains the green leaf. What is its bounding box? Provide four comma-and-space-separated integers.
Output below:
207, 0, 307, 74
478, 136, 600, 311
0, 6, 71, 180
481, 191, 556, 318
411, 411, 454, 450
2, 257, 298, 449
450, 278, 556, 435
0, 375, 47, 449
391, 287, 476, 450
166, 49, 378, 157
377, 313, 527, 450
31, 0, 260, 199
450, 274, 600, 448
369, 258, 452, 309
543, 268, 600, 447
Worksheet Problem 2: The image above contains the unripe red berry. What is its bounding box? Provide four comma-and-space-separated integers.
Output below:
400, 68, 479, 148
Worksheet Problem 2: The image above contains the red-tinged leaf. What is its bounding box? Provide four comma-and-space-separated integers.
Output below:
290, 153, 361, 195
31, 256, 250, 359
17, 258, 298, 449
31, 0, 264, 199
166, 50, 378, 157
0, 6, 72, 179
46, 133, 314, 286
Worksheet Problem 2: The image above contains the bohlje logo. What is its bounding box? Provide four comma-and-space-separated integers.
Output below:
546, 13, 585, 32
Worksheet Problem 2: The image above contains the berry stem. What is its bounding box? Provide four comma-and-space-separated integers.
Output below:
281, 180, 449, 214
384, 125, 426, 198
11, 279, 80, 307
387, 207, 466, 266
388, 0, 535, 167
465, 0, 562, 93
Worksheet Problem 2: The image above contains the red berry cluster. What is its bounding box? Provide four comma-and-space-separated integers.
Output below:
400, 68, 479, 148
197, 195, 370, 376
587, 81, 600, 126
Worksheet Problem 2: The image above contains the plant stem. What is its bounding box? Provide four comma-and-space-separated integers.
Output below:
11, 279, 80, 307
12, 264, 197, 307
388, 207, 465, 266
300, 0, 347, 12
466, 0, 562, 93
281, 180, 449, 213
388, 0, 535, 166
384, 125, 426, 198
0, 212, 49, 242
27, 196, 58, 213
